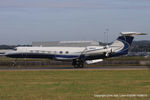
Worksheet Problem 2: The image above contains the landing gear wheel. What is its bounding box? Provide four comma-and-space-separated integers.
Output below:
72, 59, 85, 68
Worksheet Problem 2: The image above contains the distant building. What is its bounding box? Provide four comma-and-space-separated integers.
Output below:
32, 41, 100, 47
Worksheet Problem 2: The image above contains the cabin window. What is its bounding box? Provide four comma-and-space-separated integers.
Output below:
66, 51, 69, 54
60, 51, 63, 54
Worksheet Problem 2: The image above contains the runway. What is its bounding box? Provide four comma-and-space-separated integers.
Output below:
0, 66, 149, 70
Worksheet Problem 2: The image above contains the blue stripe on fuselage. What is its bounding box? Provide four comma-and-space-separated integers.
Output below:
110, 39, 130, 57
55, 55, 79, 58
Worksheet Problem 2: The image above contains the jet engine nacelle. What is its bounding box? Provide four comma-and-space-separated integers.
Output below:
84, 46, 112, 56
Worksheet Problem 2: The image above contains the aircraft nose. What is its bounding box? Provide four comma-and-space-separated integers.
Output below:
4, 53, 12, 57
4, 50, 17, 58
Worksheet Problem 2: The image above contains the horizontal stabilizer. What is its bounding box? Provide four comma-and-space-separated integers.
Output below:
120, 32, 147, 36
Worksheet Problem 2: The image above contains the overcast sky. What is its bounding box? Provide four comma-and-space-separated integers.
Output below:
0, 0, 150, 45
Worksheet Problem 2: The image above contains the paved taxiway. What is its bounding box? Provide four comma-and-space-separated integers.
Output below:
0, 66, 149, 70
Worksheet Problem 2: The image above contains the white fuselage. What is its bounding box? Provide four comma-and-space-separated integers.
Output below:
5, 45, 112, 60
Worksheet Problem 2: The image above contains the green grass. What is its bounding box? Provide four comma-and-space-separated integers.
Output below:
0, 70, 149, 100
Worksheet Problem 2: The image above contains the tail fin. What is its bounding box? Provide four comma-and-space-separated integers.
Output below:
110, 32, 146, 56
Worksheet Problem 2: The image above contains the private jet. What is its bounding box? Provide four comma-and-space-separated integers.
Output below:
5, 32, 146, 68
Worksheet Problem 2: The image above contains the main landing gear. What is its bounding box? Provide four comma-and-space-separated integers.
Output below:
72, 59, 85, 68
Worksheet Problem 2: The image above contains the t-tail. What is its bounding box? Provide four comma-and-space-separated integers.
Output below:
110, 32, 147, 57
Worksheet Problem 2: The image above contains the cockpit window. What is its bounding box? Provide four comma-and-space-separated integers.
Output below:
12, 48, 17, 51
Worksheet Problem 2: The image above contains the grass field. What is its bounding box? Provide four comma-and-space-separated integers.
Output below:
0, 70, 149, 100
